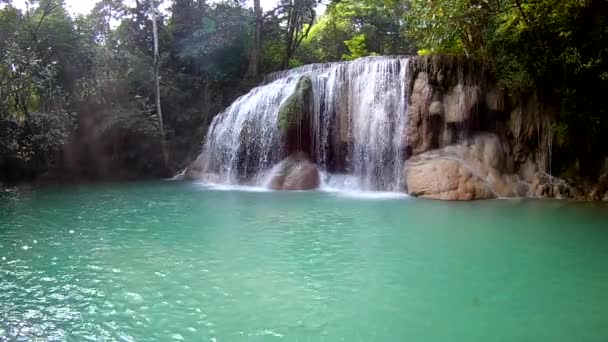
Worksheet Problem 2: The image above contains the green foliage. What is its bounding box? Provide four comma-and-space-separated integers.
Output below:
404, 0, 475, 54
294, 0, 413, 64
171, 2, 251, 79
404, 0, 608, 177
0, 0, 605, 183
0, 0, 255, 182
0, 1, 78, 181
343, 34, 376, 60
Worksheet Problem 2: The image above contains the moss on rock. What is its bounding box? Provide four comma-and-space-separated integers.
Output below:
278, 76, 313, 132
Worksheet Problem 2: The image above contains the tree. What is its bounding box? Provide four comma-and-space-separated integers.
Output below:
245, 0, 262, 80
291, 0, 413, 64
0, 0, 76, 181
404, 0, 608, 177
149, 0, 168, 166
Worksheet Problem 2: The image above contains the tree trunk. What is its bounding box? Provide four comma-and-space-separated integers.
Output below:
246, 0, 262, 80
149, 0, 169, 167
282, 5, 295, 70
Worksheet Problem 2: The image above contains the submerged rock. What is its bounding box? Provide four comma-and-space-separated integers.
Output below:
267, 153, 320, 191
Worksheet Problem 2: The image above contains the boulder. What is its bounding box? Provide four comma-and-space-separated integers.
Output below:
405, 133, 506, 200
267, 153, 320, 191
405, 156, 495, 201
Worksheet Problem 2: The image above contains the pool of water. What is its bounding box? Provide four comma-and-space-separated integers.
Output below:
1, 181, 608, 341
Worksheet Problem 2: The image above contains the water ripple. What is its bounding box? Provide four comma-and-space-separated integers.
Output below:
1, 183, 608, 341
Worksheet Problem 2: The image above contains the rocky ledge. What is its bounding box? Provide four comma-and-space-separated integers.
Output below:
404, 134, 577, 200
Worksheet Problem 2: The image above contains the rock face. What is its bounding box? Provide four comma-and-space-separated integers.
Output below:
398, 56, 579, 200
405, 134, 502, 200
405, 134, 578, 200
267, 153, 320, 190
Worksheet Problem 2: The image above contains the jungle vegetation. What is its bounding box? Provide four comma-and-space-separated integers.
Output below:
0, 0, 605, 183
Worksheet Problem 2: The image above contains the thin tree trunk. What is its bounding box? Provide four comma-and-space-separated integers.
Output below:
246, 0, 262, 80
149, 0, 169, 167
513, 0, 529, 24
282, 5, 295, 70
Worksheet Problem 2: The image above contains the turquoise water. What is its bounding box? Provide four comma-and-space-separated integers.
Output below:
1, 182, 608, 341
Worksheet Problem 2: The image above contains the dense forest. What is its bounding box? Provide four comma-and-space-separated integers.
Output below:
0, 0, 606, 184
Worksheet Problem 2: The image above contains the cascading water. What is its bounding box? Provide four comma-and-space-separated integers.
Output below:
346, 58, 409, 191
196, 56, 411, 192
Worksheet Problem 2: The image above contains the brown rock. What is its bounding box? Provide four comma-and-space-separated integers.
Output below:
267, 153, 320, 191
407, 72, 434, 154
405, 157, 495, 201
443, 85, 481, 123
429, 101, 444, 116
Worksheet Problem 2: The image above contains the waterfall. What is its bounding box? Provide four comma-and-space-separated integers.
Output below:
195, 56, 411, 192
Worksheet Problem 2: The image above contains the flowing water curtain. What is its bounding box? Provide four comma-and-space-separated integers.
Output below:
198, 57, 412, 191
342, 57, 410, 191
199, 78, 299, 184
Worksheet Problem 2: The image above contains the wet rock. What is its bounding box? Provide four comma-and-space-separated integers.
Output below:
278, 76, 312, 132
183, 155, 205, 180
485, 87, 504, 112
589, 174, 608, 201
267, 153, 320, 191
277, 76, 313, 154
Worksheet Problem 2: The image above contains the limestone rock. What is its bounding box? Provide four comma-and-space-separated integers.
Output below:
405, 157, 495, 201
429, 101, 444, 116
443, 84, 481, 123
267, 153, 320, 191
403, 133, 576, 201
407, 72, 434, 154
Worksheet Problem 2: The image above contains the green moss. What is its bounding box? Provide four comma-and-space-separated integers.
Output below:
278, 76, 312, 132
